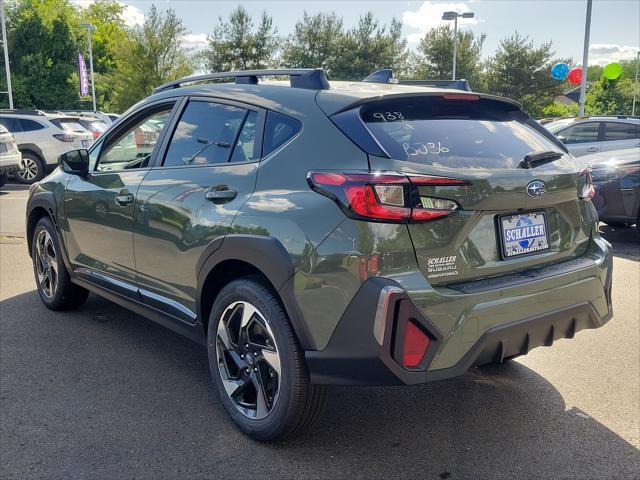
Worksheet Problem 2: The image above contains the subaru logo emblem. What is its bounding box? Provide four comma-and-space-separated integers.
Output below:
526, 180, 546, 198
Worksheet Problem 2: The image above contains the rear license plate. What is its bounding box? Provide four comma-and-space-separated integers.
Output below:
0, 143, 6, 153
499, 211, 550, 258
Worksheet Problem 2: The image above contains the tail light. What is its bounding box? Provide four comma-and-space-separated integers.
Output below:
308, 171, 470, 223
91, 130, 100, 139
579, 167, 595, 201
52, 133, 76, 143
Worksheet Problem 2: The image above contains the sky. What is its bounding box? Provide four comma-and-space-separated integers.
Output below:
74, 0, 640, 66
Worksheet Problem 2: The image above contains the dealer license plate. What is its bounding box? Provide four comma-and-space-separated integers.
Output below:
500, 211, 550, 258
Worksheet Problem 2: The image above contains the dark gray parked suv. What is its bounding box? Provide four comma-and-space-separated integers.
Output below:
26, 69, 612, 440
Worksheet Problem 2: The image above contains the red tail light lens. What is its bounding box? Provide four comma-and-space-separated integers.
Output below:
308, 171, 470, 223
402, 321, 430, 368
52, 133, 76, 142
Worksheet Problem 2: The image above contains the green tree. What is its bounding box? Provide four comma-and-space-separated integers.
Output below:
77, 0, 128, 111
112, 6, 193, 111
280, 12, 344, 74
414, 25, 485, 86
484, 32, 566, 117
332, 13, 409, 80
585, 76, 634, 115
4, 0, 82, 109
204, 6, 278, 72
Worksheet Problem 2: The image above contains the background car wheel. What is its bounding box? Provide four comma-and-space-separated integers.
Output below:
0, 173, 7, 188
207, 276, 327, 441
32, 217, 89, 310
16, 153, 45, 184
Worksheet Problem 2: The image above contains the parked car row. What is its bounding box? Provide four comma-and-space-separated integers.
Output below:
0, 110, 119, 184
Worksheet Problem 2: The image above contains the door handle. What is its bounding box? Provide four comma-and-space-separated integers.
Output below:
205, 186, 237, 203
586, 147, 599, 152
115, 190, 134, 206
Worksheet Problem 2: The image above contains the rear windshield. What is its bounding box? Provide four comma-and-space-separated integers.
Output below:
360, 97, 563, 169
50, 118, 87, 133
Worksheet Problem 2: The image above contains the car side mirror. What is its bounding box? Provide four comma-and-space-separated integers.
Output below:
557, 136, 567, 144
58, 149, 89, 177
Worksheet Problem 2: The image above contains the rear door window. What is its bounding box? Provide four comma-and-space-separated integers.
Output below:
163, 101, 257, 166
603, 122, 639, 141
0, 117, 20, 132
17, 119, 45, 132
360, 96, 562, 169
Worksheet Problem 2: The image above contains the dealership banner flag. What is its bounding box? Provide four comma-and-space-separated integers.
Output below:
78, 52, 89, 97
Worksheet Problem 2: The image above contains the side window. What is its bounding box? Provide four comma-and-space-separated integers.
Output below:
96, 105, 173, 172
17, 119, 45, 132
262, 111, 301, 157
0, 117, 19, 132
230, 111, 258, 163
559, 122, 600, 144
603, 122, 640, 141
163, 101, 251, 167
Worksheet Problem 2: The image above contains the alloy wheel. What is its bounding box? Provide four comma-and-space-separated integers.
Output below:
35, 230, 58, 298
216, 301, 281, 420
18, 157, 40, 181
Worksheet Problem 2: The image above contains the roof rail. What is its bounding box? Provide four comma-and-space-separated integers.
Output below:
153, 68, 330, 94
0, 109, 47, 116
363, 69, 472, 92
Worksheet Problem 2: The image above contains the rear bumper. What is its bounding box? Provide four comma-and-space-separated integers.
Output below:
305, 238, 613, 385
0, 151, 23, 174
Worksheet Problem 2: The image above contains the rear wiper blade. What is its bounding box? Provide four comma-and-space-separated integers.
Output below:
518, 151, 564, 169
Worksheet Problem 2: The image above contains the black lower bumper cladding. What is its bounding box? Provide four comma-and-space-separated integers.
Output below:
305, 277, 612, 386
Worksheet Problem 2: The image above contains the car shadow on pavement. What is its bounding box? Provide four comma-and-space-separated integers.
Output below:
1, 290, 638, 479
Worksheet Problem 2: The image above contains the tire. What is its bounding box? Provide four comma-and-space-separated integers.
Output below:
31, 217, 89, 310
16, 152, 46, 184
207, 276, 327, 441
0, 173, 7, 188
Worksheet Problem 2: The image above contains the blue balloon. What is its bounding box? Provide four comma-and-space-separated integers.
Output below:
551, 62, 570, 81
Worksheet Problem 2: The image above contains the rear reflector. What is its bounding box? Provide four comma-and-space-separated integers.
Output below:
402, 321, 430, 368
308, 170, 470, 223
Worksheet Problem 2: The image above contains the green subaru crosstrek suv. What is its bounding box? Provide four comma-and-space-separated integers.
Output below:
26, 69, 613, 441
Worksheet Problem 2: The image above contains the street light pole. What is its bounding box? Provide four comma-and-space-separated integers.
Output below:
632, 51, 639, 116
0, 0, 13, 109
80, 22, 97, 113
578, 0, 592, 117
442, 11, 474, 81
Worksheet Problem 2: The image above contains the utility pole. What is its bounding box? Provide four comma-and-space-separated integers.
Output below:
578, 0, 592, 116
632, 51, 639, 116
80, 23, 97, 112
0, 0, 13, 109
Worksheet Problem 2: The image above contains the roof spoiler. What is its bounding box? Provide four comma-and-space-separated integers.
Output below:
363, 69, 472, 92
153, 68, 330, 94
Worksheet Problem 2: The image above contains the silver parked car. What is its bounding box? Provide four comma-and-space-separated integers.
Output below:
0, 111, 94, 183
0, 125, 23, 188
545, 116, 640, 157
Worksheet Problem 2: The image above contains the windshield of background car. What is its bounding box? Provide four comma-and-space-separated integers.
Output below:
360, 96, 565, 169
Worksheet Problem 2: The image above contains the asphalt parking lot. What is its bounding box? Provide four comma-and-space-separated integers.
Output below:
1, 184, 639, 479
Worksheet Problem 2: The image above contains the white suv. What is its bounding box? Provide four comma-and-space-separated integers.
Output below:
545, 116, 640, 157
0, 125, 22, 188
0, 112, 94, 183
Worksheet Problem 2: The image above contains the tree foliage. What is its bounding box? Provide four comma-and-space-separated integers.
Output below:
484, 32, 566, 117
112, 6, 193, 111
204, 6, 277, 72
414, 25, 485, 86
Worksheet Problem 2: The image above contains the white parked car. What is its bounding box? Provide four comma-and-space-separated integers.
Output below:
0, 125, 22, 188
545, 116, 640, 157
0, 111, 94, 183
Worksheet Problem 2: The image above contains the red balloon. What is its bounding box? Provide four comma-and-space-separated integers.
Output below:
567, 67, 583, 85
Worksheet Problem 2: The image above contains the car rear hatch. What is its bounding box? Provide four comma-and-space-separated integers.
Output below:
322, 91, 595, 285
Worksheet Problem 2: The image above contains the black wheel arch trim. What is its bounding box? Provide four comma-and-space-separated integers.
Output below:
196, 234, 315, 350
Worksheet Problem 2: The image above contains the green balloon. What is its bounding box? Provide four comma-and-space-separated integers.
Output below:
603, 62, 622, 80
